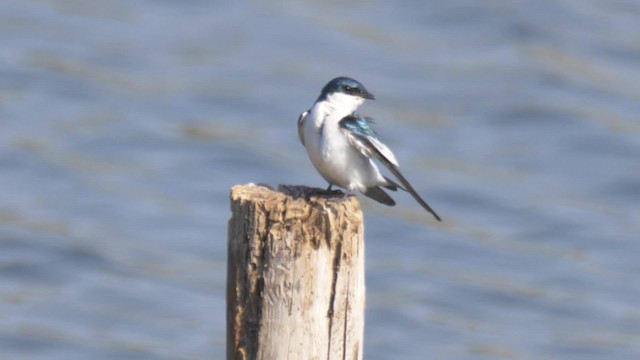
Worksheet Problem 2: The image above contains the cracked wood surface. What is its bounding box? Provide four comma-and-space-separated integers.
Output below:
227, 184, 365, 360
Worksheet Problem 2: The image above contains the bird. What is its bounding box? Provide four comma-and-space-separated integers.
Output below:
297, 76, 441, 221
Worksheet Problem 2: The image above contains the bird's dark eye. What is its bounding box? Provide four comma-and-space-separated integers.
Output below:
345, 86, 353, 91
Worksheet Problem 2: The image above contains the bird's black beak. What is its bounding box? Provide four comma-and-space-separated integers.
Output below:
362, 92, 375, 100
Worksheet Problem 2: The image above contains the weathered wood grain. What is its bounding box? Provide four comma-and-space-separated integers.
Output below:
227, 184, 365, 360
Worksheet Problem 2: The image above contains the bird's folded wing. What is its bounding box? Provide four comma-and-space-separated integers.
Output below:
339, 115, 399, 167
339, 115, 442, 221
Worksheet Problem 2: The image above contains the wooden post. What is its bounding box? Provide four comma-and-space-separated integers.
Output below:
227, 184, 365, 360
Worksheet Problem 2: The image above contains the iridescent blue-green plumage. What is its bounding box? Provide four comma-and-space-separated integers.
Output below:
339, 114, 378, 139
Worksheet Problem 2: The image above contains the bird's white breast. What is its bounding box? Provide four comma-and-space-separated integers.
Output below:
301, 96, 384, 191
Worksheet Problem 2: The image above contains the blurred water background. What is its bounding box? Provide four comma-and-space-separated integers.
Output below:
1, 0, 640, 359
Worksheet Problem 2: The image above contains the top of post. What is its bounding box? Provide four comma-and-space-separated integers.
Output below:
230, 183, 363, 224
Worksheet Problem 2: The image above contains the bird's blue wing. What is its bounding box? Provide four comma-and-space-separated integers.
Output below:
339, 115, 399, 167
339, 114, 442, 221
340, 115, 378, 138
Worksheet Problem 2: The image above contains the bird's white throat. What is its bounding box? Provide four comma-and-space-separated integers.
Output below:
311, 92, 364, 125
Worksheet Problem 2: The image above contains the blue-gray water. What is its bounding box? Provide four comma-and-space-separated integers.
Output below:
1, 1, 639, 359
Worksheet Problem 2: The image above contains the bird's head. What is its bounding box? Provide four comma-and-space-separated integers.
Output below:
316, 77, 375, 113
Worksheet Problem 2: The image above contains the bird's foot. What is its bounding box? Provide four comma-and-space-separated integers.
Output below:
304, 186, 343, 201
323, 184, 343, 196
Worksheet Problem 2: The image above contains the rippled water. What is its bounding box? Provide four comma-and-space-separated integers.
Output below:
1, 1, 639, 359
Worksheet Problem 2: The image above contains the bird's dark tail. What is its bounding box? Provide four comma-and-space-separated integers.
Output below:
388, 166, 442, 221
